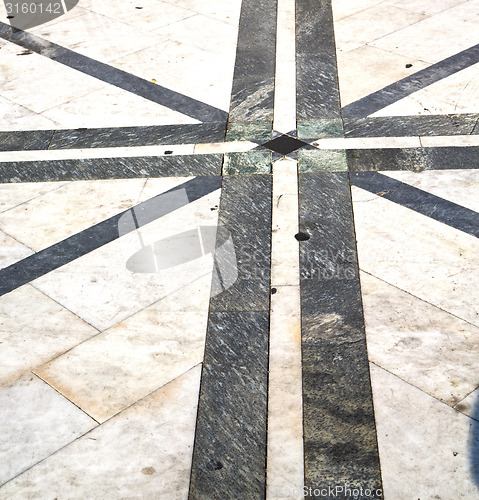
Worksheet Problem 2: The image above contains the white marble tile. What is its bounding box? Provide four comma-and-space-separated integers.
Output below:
0, 366, 202, 499
370, 364, 479, 499
0, 178, 148, 251
271, 158, 299, 287
0, 96, 59, 132
334, 5, 426, 48
0, 284, 98, 387
455, 388, 479, 420
0, 41, 107, 113
331, 0, 387, 22
42, 84, 199, 128
31, 11, 164, 63
337, 45, 430, 106
194, 141, 257, 154
159, 0, 241, 25
111, 40, 235, 111
362, 272, 479, 405
421, 135, 479, 148
0, 230, 33, 270
0, 180, 67, 213
0, 373, 97, 486
35, 305, 208, 422
383, 169, 479, 213
371, 2, 479, 63
267, 286, 303, 500
32, 187, 221, 330
312, 136, 421, 149
352, 184, 479, 327
384, 0, 470, 16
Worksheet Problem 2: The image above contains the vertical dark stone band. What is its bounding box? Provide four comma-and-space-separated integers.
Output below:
295, 0, 341, 120
228, 0, 278, 123
299, 172, 382, 498
189, 174, 272, 499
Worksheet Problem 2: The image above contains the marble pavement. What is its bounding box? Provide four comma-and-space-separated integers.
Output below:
0, 0, 479, 498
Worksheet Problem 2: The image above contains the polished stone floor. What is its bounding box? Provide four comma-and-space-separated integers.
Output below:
0, 0, 479, 498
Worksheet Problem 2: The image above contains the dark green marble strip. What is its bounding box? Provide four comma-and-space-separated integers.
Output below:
49, 123, 227, 149
299, 172, 382, 498
347, 147, 479, 172
0, 130, 54, 152
0, 155, 223, 183
228, 0, 277, 122
209, 174, 272, 312
296, 0, 341, 120
189, 312, 269, 500
343, 114, 479, 138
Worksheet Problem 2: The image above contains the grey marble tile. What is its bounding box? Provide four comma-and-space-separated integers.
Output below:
296, 0, 341, 120
0, 130, 54, 152
189, 312, 269, 500
209, 175, 272, 312
347, 147, 479, 172
228, 0, 277, 122
301, 278, 382, 495
299, 173, 358, 280
223, 151, 271, 175
343, 114, 479, 138
49, 123, 227, 149
0, 155, 223, 183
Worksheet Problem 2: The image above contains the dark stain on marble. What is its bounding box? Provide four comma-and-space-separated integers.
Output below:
0, 155, 223, 183
49, 123, 227, 149
351, 171, 479, 238
347, 147, 479, 172
342, 44, 479, 118
301, 278, 382, 498
228, 0, 277, 123
189, 311, 269, 500
0, 22, 227, 122
296, 0, 341, 119
0, 176, 221, 296
0, 130, 54, 152
209, 175, 272, 312
299, 173, 358, 280
343, 114, 479, 138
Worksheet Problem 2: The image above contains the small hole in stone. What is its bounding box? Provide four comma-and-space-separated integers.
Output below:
295, 231, 310, 241
7, 15, 14, 18
405, 63, 413, 68
271, 287, 277, 294
164, 150, 173, 155
135, 6, 143, 8
206, 460, 223, 471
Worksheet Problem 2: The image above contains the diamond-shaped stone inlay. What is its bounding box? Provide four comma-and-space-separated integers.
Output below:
261, 134, 309, 156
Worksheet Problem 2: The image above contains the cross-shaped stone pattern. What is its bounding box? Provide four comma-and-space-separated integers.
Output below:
0, 0, 479, 498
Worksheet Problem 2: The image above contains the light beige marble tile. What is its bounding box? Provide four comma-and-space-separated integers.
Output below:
312, 136, 421, 149
385, 0, 470, 16
271, 158, 299, 287
0, 231, 33, 270
421, 135, 479, 148
267, 286, 303, 500
370, 364, 479, 499
0, 284, 98, 387
159, 0, 241, 25
31, 11, 164, 63
0, 178, 147, 251
32, 188, 220, 330
0, 180, 67, 214
0, 373, 97, 486
371, 2, 479, 63
332, 0, 386, 22
35, 305, 207, 422
337, 45, 429, 106
455, 388, 479, 420
362, 272, 479, 405
0, 366, 202, 499
352, 184, 479, 327
384, 169, 479, 213
0, 96, 59, 131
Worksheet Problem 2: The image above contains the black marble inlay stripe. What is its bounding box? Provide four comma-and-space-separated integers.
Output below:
228, 0, 277, 122
49, 123, 227, 150
351, 171, 479, 238
209, 174, 272, 312
296, 0, 341, 119
0, 22, 227, 123
0, 176, 221, 296
0, 155, 223, 183
189, 311, 269, 500
299, 172, 382, 497
347, 146, 479, 172
0, 130, 54, 152
342, 43, 479, 118
343, 114, 479, 138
